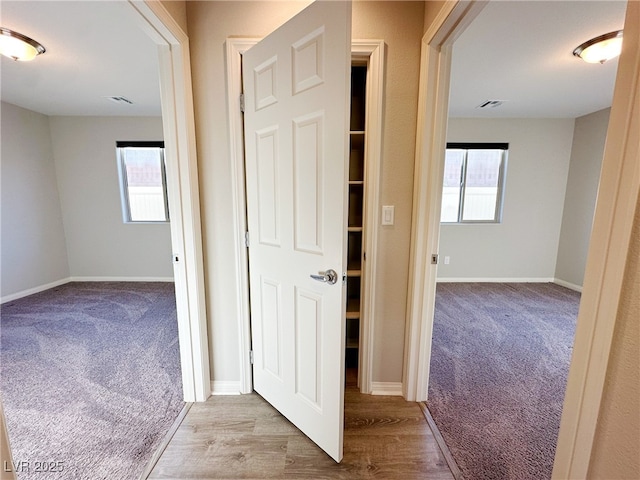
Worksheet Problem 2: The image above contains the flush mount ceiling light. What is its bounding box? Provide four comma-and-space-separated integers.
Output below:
0, 27, 46, 61
573, 30, 623, 64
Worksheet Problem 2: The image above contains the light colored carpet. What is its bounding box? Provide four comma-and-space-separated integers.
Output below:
427, 282, 580, 480
0, 282, 183, 480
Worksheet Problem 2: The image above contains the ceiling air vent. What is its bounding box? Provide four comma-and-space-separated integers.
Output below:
476, 100, 505, 109
106, 96, 134, 105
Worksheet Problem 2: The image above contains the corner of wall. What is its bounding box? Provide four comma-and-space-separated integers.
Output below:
0, 102, 70, 298
160, 0, 188, 36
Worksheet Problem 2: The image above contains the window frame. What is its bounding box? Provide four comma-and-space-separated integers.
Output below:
116, 141, 169, 224
441, 142, 508, 224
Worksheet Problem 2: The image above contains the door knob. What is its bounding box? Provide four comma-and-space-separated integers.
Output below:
310, 269, 338, 285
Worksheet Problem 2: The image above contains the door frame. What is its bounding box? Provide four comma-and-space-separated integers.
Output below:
128, 1, 210, 402
225, 38, 385, 395
403, 1, 640, 480
351, 40, 385, 393
402, 0, 486, 402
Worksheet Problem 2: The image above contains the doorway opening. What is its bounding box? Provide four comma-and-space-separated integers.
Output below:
345, 63, 367, 388
226, 38, 385, 398
428, 3, 622, 475
0, 1, 208, 477
405, 1, 637, 478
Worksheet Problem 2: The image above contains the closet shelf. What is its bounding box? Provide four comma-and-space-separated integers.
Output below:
346, 63, 367, 372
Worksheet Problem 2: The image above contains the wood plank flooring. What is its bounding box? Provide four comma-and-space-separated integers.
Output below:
147, 387, 454, 479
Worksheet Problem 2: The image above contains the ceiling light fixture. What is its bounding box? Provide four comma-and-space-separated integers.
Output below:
573, 30, 623, 64
0, 27, 46, 61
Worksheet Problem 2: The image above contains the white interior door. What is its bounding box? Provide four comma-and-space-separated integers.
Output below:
243, 0, 352, 463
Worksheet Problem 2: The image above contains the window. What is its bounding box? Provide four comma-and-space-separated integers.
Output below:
116, 141, 169, 223
441, 143, 508, 223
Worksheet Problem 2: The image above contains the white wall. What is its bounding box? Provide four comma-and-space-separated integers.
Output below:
187, 1, 309, 387
48, 116, 173, 279
437, 118, 575, 281
352, 1, 425, 382
555, 108, 610, 289
1, 102, 70, 300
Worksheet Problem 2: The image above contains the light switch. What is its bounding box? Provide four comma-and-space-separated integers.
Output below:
382, 205, 395, 225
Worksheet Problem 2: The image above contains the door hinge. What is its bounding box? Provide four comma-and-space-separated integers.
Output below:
249, 350, 254, 365
431, 254, 439, 265
239, 93, 245, 113
244, 231, 250, 248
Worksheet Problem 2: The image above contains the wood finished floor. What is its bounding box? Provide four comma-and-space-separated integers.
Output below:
147, 386, 454, 479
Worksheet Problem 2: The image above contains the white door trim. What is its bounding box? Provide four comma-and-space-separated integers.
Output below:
351, 40, 385, 394
226, 38, 385, 395
553, 2, 639, 477
404, 1, 640, 479
128, 1, 210, 402
226, 38, 259, 394
403, 0, 485, 402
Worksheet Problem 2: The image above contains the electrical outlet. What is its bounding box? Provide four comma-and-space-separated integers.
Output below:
444, 256, 450, 265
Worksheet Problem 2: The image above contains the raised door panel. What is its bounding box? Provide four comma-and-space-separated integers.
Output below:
243, 0, 351, 463
293, 112, 324, 254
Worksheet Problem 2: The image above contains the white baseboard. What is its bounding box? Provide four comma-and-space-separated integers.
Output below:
553, 278, 583, 292
211, 381, 243, 395
1, 277, 175, 304
435, 277, 583, 293
69, 276, 174, 282
436, 277, 555, 283
212, 380, 404, 396
370, 382, 403, 396
1, 277, 71, 304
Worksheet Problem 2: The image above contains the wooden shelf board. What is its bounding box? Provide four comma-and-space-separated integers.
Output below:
346, 298, 360, 311
347, 260, 361, 271
346, 311, 360, 319
347, 270, 362, 277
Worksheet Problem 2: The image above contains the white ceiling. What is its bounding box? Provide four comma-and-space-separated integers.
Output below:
0, 1, 628, 119
0, 1, 160, 116
449, 0, 627, 118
